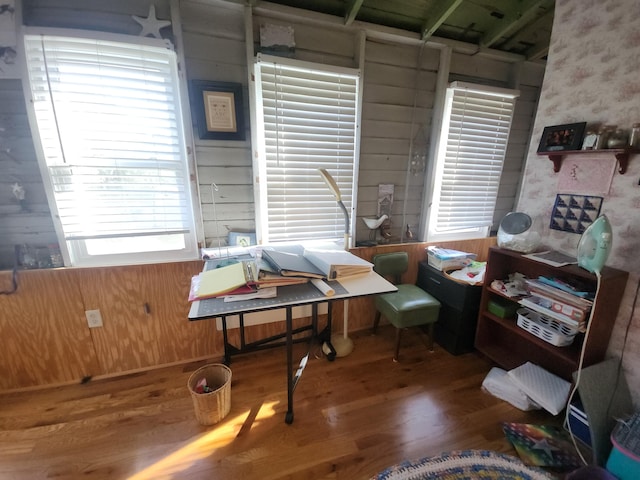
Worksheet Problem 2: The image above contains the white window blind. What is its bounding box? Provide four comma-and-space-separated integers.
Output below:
24, 31, 197, 266
254, 55, 359, 245
428, 82, 519, 240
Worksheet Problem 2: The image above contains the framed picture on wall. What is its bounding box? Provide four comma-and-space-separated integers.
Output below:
190, 80, 245, 140
537, 122, 586, 153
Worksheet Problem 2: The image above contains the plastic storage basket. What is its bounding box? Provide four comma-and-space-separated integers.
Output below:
187, 363, 232, 426
516, 308, 576, 346
607, 412, 640, 480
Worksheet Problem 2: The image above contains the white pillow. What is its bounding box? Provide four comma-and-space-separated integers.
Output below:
507, 362, 571, 415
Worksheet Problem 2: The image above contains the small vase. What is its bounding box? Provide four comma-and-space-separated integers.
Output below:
607, 129, 628, 149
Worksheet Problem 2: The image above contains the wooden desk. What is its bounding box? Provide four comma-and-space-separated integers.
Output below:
188, 269, 396, 423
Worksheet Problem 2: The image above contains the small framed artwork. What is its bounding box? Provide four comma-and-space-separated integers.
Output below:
191, 80, 245, 140
228, 232, 256, 247
537, 122, 586, 153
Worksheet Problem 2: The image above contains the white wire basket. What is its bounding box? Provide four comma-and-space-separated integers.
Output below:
516, 308, 577, 347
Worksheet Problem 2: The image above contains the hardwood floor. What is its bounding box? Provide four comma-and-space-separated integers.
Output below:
0, 326, 561, 479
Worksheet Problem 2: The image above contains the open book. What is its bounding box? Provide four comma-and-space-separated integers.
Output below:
302, 249, 373, 279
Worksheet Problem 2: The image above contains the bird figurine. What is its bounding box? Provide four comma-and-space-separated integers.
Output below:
362, 214, 388, 230
362, 214, 389, 243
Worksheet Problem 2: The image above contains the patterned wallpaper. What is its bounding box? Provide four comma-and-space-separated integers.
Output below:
517, 0, 640, 406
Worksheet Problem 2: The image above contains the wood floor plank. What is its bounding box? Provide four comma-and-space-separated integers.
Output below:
0, 326, 565, 480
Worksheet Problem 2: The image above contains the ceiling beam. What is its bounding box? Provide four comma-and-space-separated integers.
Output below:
252, 1, 527, 62
344, 0, 364, 26
480, 0, 552, 49
502, 8, 553, 50
421, 0, 464, 41
527, 43, 549, 61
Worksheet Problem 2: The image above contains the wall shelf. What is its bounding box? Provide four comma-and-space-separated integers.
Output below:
537, 148, 639, 174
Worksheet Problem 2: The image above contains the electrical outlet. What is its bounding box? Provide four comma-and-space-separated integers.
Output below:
85, 309, 103, 328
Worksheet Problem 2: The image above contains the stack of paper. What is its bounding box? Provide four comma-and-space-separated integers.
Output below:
426, 246, 476, 271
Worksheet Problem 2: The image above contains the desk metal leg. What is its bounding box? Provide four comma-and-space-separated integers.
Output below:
284, 303, 323, 424
221, 316, 231, 365
285, 306, 294, 424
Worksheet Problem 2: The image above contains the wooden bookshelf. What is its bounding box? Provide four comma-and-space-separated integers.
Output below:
475, 247, 628, 381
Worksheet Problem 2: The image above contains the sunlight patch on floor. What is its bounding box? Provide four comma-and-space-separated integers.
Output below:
127, 400, 278, 479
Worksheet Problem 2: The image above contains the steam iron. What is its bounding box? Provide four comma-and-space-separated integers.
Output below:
577, 214, 612, 273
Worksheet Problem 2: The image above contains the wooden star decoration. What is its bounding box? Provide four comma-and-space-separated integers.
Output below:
132, 5, 171, 39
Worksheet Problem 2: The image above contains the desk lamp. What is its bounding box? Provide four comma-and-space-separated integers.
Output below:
318, 168, 354, 357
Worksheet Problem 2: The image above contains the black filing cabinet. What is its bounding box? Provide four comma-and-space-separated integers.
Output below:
416, 261, 482, 355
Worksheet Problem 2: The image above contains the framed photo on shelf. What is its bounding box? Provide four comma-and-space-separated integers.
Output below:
191, 80, 245, 140
537, 122, 586, 153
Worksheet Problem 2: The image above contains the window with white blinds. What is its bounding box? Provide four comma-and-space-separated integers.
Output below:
427, 82, 519, 241
254, 55, 359, 245
23, 30, 198, 267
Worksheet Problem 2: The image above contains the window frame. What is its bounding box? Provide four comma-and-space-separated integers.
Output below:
252, 54, 361, 247
424, 81, 519, 242
21, 27, 200, 267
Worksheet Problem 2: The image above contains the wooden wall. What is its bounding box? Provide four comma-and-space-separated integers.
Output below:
0, 2, 535, 392
181, 0, 255, 245
358, 40, 438, 244
0, 79, 57, 268
0, 237, 495, 391
0, 0, 544, 269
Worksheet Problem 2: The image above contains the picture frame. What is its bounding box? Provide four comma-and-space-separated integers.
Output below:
537, 122, 586, 153
191, 80, 245, 140
228, 231, 256, 247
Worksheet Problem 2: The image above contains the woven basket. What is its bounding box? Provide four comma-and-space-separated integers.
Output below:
187, 364, 232, 426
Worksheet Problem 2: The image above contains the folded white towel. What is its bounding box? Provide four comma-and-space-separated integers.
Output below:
482, 367, 541, 411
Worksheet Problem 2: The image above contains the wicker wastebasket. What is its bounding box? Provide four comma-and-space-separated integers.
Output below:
187, 364, 232, 426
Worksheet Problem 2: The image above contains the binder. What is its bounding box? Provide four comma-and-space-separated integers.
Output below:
261, 249, 325, 279
302, 249, 373, 279
189, 260, 258, 300
255, 271, 309, 288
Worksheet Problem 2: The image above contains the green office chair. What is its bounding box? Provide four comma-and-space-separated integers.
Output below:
372, 252, 441, 362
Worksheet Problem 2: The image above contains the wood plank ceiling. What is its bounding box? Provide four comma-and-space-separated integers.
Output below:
260, 0, 555, 60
